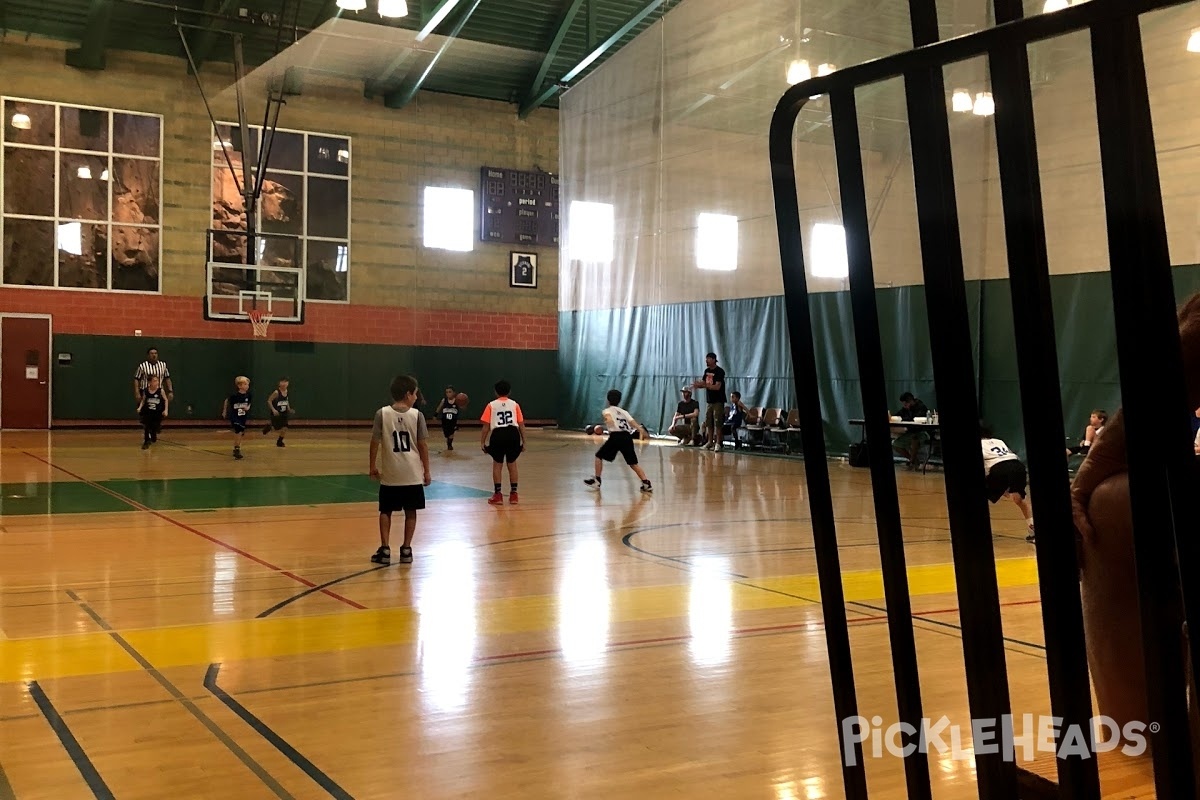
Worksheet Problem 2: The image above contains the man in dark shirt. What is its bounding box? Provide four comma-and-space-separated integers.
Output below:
692, 352, 727, 450
669, 387, 700, 444
891, 391, 930, 468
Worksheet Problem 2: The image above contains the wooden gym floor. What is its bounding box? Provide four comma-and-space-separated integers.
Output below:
0, 428, 1154, 799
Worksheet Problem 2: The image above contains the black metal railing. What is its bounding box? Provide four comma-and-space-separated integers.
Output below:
769, 0, 1200, 797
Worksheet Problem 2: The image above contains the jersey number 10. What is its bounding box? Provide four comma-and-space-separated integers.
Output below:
392, 430, 412, 453
497, 410, 514, 426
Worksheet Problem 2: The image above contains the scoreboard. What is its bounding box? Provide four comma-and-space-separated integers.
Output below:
479, 166, 559, 246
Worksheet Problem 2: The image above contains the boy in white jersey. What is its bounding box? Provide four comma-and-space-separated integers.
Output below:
480, 379, 525, 505
368, 375, 431, 564
980, 422, 1035, 542
584, 389, 653, 493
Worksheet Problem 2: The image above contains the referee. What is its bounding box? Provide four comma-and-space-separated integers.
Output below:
133, 347, 173, 402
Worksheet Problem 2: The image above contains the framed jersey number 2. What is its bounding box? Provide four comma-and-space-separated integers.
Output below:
509, 252, 537, 289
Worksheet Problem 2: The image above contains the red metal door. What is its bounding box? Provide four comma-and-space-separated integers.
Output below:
1, 317, 50, 429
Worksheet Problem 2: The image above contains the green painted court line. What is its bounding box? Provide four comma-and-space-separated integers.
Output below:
0, 475, 490, 516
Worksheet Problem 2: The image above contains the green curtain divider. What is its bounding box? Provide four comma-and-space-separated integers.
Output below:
559, 266, 1200, 457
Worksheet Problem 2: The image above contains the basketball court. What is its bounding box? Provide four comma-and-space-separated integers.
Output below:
0, 426, 1154, 797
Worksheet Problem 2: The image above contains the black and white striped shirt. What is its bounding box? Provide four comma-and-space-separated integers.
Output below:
134, 359, 170, 390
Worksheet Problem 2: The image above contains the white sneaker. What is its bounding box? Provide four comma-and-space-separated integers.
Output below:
714, 442, 723, 451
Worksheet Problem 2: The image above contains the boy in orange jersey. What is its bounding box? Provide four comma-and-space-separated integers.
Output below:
480, 379, 526, 505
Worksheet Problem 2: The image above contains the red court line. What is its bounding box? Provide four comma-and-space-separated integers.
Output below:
21, 451, 366, 610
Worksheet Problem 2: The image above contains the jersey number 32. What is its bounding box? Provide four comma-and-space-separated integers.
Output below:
497, 410, 514, 426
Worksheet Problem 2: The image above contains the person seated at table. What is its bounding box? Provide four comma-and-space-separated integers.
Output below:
669, 387, 701, 445
722, 391, 749, 448
1066, 408, 1107, 457
890, 391, 930, 469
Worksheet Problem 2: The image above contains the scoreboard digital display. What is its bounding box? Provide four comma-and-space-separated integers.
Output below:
479, 166, 559, 246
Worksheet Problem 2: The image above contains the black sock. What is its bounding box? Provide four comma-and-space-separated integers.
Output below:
510, 483, 518, 492
494, 483, 502, 493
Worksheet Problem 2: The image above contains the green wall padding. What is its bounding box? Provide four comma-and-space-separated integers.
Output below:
558, 267, 1200, 456
52, 336, 559, 423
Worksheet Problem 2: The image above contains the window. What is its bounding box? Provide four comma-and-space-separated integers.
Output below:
2, 98, 163, 291
811, 222, 849, 278
423, 187, 475, 252
568, 201, 614, 263
696, 213, 738, 271
210, 123, 351, 302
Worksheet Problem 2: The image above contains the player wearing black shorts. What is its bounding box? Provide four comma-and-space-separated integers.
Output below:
137, 375, 168, 449
435, 386, 460, 450
262, 378, 292, 447
481, 380, 525, 505
221, 376, 252, 459
368, 375, 431, 565
584, 389, 653, 493
980, 423, 1035, 541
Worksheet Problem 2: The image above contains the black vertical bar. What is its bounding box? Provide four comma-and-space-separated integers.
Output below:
768, 99, 869, 800
1090, 14, 1198, 796
830, 86, 933, 800
987, 1, 1101, 796
904, 1, 1017, 797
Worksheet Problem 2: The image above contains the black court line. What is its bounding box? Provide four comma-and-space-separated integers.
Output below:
257, 565, 389, 618
64, 590, 295, 800
0, 761, 13, 800
622, 523, 1050, 657
27, 681, 115, 799
204, 665, 354, 799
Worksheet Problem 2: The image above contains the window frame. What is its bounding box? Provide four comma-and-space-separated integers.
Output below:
1, 96, 164, 294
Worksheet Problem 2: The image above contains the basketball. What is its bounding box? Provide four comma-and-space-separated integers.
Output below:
585, 425, 595, 434
456, 392, 468, 408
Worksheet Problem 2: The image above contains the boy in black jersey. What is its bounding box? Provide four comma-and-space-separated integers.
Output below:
434, 386, 460, 450
262, 378, 293, 447
221, 376, 253, 459
137, 374, 168, 449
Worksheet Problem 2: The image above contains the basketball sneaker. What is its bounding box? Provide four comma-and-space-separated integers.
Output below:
640, 481, 653, 493
508, 491, 519, 504
233, 447, 243, 460
398, 546, 413, 564
488, 492, 504, 505
276, 438, 285, 447
371, 546, 390, 564
584, 476, 602, 489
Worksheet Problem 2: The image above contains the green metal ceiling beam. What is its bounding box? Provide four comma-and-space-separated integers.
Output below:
64, 0, 113, 70
187, 0, 241, 74
518, 0, 586, 115
416, 0, 459, 40
383, 0, 483, 109
519, 0, 666, 118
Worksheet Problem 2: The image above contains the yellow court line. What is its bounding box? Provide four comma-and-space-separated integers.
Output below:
0, 558, 1040, 684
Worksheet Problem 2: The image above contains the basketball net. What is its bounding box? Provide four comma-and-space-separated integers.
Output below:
248, 309, 273, 338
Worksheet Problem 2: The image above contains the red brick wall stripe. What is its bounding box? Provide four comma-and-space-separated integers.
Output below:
0, 288, 559, 350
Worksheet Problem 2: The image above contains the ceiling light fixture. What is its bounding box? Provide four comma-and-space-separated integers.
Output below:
973, 91, 995, 116
416, 0, 459, 40
951, 88, 973, 112
77, 166, 93, 180
1188, 28, 1200, 53
10, 112, 31, 130
1042, 0, 1068, 11
100, 169, 110, 181
336, 0, 367, 11
337, 149, 350, 164
786, 59, 811, 85
377, 0, 407, 17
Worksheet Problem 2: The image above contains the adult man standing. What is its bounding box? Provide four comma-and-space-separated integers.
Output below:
692, 352, 727, 451
134, 347, 173, 403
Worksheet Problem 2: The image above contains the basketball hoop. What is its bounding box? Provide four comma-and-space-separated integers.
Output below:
248, 310, 273, 338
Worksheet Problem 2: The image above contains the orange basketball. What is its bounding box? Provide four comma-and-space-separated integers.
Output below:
455, 392, 468, 408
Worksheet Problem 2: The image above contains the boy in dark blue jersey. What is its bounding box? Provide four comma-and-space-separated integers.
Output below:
434, 386, 460, 451
221, 375, 253, 459
137, 374, 168, 450
262, 377, 294, 448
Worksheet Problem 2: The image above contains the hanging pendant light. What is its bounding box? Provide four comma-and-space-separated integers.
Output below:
336, 0, 366, 11
77, 165, 93, 179
786, 59, 811, 85
1043, 0, 1068, 11
1188, 28, 1200, 53
10, 112, 31, 130
377, 0, 407, 17
951, 88, 973, 112
972, 92, 995, 116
